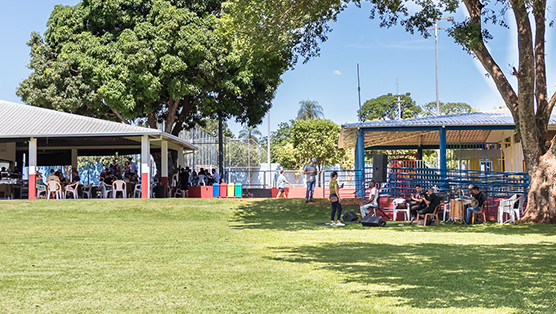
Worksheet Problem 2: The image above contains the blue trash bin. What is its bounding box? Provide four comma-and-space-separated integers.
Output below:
234, 183, 242, 198
213, 183, 220, 198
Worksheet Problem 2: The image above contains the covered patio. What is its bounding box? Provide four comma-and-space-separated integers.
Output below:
0, 100, 196, 199
339, 110, 556, 220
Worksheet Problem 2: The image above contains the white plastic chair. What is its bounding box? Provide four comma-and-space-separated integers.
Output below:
100, 181, 112, 199
443, 202, 451, 222
46, 181, 62, 199
133, 184, 141, 198
169, 173, 179, 197
512, 195, 526, 221
498, 194, 518, 223
65, 182, 80, 199
392, 198, 410, 221
82, 185, 93, 199
112, 180, 127, 198
36, 184, 47, 199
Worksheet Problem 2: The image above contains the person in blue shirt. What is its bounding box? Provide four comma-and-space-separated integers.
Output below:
275, 170, 292, 199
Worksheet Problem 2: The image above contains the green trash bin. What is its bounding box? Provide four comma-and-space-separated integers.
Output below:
234, 183, 242, 198
227, 182, 235, 198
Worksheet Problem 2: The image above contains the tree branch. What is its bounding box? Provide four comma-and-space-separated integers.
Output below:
111, 109, 130, 125
461, 0, 518, 113
533, 0, 551, 130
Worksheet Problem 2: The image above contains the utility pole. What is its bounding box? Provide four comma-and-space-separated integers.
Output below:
357, 63, 362, 121
388, 92, 411, 120
428, 16, 453, 116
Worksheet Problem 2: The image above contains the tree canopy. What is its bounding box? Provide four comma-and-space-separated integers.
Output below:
421, 102, 476, 117
18, 0, 288, 136
358, 94, 420, 121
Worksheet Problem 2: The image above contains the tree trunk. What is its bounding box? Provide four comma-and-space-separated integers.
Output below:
522, 137, 556, 223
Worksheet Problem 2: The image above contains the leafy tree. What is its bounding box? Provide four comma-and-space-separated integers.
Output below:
292, 119, 346, 186
229, 0, 556, 223
297, 100, 324, 120
358, 94, 421, 121
269, 121, 299, 169
17, 0, 287, 176
19, 0, 282, 133
421, 102, 476, 117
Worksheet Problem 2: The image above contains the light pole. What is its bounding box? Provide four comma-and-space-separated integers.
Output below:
429, 16, 453, 116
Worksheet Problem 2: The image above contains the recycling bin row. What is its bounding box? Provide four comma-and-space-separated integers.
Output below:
212, 182, 242, 198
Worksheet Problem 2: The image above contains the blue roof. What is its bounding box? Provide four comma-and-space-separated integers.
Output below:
343, 110, 534, 128
339, 110, 556, 149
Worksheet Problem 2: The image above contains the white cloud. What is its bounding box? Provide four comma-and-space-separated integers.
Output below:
333, 70, 342, 76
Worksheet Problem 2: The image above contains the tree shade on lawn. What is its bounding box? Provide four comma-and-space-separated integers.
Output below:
0, 199, 554, 312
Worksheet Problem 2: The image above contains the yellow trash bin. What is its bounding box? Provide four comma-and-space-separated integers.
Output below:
227, 182, 235, 198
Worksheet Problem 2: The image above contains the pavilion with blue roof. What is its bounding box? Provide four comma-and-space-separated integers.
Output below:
339, 110, 556, 202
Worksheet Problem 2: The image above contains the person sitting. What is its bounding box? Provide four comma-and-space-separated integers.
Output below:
46, 169, 60, 183
412, 187, 441, 223
103, 171, 114, 185
190, 171, 199, 186
409, 185, 427, 219
197, 170, 206, 186
465, 186, 487, 224
65, 170, 80, 198
360, 180, 379, 218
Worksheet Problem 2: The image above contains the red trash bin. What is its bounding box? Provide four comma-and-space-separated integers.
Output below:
220, 182, 227, 198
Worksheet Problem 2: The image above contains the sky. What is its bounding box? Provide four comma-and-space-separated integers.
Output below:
0, 1, 554, 137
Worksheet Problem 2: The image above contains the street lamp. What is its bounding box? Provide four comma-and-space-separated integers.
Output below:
428, 16, 453, 116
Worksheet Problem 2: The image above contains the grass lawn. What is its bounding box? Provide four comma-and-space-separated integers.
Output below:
0, 198, 554, 313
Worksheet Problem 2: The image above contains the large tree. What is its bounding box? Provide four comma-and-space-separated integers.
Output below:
292, 119, 346, 186
18, 0, 288, 175
421, 102, 476, 117
228, 0, 556, 223
359, 94, 421, 121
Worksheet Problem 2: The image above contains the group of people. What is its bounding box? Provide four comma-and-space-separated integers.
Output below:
36, 168, 80, 198
172, 167, 221, 197
99, 158, 138, 185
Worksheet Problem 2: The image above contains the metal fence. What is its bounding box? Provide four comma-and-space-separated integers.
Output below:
362, 165, 528, 201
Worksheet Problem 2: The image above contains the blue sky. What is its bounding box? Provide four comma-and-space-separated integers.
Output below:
1, 1, 554, 137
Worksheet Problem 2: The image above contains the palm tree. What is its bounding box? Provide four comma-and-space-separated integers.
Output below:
239, 126, 262, 186
296, 100, 324, 120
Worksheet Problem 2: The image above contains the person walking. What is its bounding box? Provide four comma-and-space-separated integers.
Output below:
329, 171, 344, 226
303, 158, 318, 203
275, 170, 291, 198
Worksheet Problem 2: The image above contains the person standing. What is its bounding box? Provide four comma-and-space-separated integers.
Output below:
275, 170, 291, 198
303, 158, 318, 203
329, 171, 344, 226
212, 169, 220, 184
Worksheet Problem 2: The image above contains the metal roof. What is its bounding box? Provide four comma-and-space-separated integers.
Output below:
0, 100, 196, 151
340, 110, 556, 149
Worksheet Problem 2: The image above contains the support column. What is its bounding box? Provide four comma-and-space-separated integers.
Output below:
141, 135, 151, 199
71, 148, 78, 174
439, 127, 447, 188
355, 129, 365, 198
177, 148, 184, 170
161, 140, 168, 197
28, 138, 37, 200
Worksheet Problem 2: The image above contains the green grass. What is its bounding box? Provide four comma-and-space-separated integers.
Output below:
0, 198, 554, 313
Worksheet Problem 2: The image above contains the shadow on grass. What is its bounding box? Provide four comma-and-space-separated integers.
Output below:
231, 199, 556, 235
230, 199, 363, 231
269, 242, 556, 311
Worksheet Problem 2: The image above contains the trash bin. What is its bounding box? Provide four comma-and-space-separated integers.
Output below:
234, 182, 242, 198
227, 182, 235, 198
212, 183, 220, 198
220, 182, 227, 197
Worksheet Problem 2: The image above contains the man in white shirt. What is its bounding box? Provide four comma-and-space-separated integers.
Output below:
360, 180, 379, 217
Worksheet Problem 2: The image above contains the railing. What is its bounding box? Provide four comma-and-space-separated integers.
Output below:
364, 166, 528, 202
